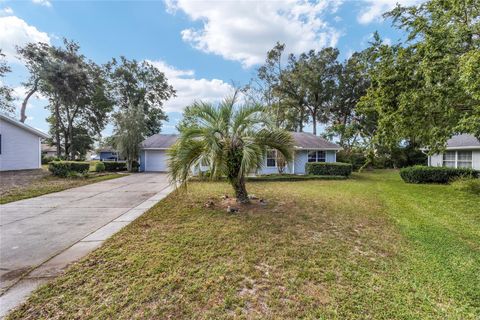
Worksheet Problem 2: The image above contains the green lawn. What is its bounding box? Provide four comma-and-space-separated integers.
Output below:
8, 170, 479, 319
0, 173, 125, 204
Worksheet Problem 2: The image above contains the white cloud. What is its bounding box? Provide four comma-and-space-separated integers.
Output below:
357, 0, 423, 24
165, 0, 342, 68
0, 16, 50, 62
32, 0, 52, 7
148, 60, 234, 112
0, 6, 13, 16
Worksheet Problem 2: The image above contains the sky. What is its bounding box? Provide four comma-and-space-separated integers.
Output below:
0, 0, 419, 136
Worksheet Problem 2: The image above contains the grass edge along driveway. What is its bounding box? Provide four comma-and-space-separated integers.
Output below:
7, 170, 479, 319
0, 173, 125, 204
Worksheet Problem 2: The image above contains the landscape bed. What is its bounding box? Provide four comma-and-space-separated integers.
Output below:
7, 170, 479, 319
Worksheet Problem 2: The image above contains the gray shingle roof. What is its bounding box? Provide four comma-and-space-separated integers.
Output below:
291, 132, 341, 150
446, 134, 480, 149
141, 134, 178, 149
140, 132, 341, 150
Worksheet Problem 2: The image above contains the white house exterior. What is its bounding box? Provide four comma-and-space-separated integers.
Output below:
0, 114, 50, 171
139, 132, 341, 174
428, 134, 480, 170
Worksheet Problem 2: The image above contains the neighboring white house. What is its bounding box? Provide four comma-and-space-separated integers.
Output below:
0, 114, 50, 171
139, 132, 341, 174
428, 134, 480, 170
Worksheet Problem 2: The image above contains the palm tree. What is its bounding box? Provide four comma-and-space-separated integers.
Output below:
168, 95, 294, 203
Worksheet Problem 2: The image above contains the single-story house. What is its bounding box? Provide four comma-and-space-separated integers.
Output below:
41, 144, 57, 157
139, 132, 341, 174
428, 134, 480, 170
0, 113, 50, 171
98, 147, 121, 161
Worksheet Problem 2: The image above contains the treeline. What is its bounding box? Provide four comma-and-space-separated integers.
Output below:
0, 41, 175, 170
244, 0, 479, 168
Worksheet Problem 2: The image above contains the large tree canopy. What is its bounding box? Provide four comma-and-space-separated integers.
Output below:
106, 57, 176, 136
0, 50, 14, 115
359, 0, 480, 152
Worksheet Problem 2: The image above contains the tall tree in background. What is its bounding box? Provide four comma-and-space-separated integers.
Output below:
360, 0, 480, 152
295, 48, 340, 135
114, 104, 146, 171
273, 48, 340, 135
0, 50, 14, 115
106, 57, 175, 136
17, 42, 52, 123
45, 41, 113, 159
327, 52, 370, 149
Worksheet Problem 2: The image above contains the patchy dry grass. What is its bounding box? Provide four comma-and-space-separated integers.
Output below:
7, 170, 480, 319
0, 173, 125, 204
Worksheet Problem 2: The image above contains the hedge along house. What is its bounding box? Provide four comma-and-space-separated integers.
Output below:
427, 134, 480, 170
0, 113, 50, 171
139, 132, 341, 174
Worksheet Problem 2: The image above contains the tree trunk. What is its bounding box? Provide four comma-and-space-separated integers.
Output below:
231, 176, 249, 203
54, 102, 61, 157
20, 80, 38, 123
312, 110, 317, 135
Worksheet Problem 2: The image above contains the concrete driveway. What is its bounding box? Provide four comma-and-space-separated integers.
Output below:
0, 173, 171, 311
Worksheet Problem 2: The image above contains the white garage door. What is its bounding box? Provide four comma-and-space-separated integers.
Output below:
145, 150, 168, 172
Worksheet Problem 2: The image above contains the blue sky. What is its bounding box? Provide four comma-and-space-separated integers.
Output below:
0, 0, 416, 135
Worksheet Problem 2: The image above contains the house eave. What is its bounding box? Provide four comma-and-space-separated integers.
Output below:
0, 113, 50, 139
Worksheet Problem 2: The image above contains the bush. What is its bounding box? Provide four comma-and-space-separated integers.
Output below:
95, 162, 106, 172
130, 160, 140, 172
48, 161, 90, 177
103, 161, 127, 172
400, 166, 479, 184
41, 156, 59, 165
336, 151, 366, 171
305, 162, 353, 177
451, 177, 480, 195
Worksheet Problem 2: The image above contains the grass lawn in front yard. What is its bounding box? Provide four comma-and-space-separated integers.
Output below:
7, 170, 479, 319
0, 171, 125, 204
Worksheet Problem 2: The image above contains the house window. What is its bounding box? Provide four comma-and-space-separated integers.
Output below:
457, 151, 472, 168
308, 150, 326, 162
442, 151, 456, 168
443, 151, 473, 168
266, 149, 276, 167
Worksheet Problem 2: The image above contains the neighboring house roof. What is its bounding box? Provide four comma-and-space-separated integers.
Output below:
141, 134, 178, 149
140, 132, 341, 151
291, 132, 341, 150
97, 146, 116, 153
445, 134, 480, 149
0, 113, 50, 139
41, 144, 56, 152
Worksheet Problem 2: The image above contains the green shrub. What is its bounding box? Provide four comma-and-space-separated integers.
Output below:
451, 177, 480, 195
305, 162, 353, 177
400, 166, 479, 184
41, 156, 61, 165
130, 160, 140, 172
103, 161, 127, 172
48, 161, 90, 177
336, 151, 366, 171
95, 162, 106, 172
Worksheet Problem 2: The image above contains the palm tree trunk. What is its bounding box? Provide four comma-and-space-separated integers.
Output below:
231, 176, 249, 203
